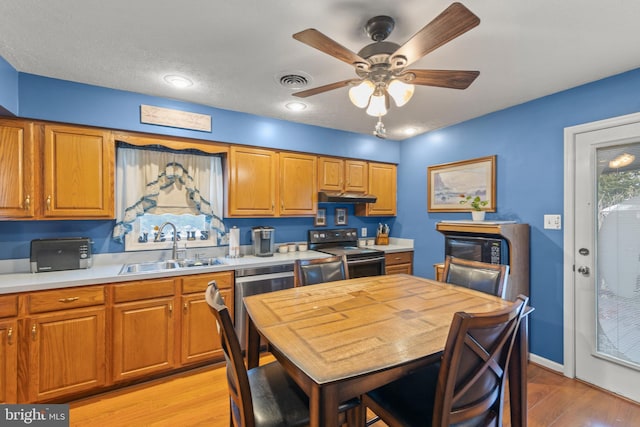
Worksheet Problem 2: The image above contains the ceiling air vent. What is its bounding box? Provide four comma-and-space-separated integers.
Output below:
277, 71, 311, 90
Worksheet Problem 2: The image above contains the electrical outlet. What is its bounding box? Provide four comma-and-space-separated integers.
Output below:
361, 227, 367, 237
544, 214, 562, 230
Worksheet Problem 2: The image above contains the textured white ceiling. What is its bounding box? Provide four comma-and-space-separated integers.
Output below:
1, 1, 640, 140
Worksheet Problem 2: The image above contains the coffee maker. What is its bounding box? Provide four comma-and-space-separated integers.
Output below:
251, 226, 275, 257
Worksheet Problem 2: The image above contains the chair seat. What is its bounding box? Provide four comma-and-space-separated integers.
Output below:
249, 361, 360, 427
365, 363, 439, 427
248, 361, 310, 427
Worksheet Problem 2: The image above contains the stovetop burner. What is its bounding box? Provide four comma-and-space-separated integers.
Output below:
308, 228, 384, 260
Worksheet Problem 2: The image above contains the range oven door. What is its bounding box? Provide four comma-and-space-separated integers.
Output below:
347, 255, 386, 278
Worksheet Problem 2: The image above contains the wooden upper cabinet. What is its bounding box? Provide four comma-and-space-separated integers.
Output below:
279, 152, 316, 215
318, 157, 367, 193
356, 162, 397, 216
228, 146, 278, 216
0, 119, 35, 218
43, 124, 114, 218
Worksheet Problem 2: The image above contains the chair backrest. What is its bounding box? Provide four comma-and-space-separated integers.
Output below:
205, 281, 255, 427
294, 255, 349, 287
442, 255, 509, 298
432, 295, 528, 427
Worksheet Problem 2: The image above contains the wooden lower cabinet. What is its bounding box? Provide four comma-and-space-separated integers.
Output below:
111, 279, 177, 383
0, 319, 17, 403
9, 270, 234, 402
385, 251, 414, 275
25, 307, 106, 402
180, 271, 234, 365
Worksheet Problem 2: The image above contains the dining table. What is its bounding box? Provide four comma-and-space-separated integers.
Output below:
243, 273, 531, 427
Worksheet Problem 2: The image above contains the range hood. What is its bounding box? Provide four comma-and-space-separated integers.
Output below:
318, 191, 377, 203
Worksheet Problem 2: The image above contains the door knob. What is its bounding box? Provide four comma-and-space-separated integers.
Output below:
577, 266, 590, 276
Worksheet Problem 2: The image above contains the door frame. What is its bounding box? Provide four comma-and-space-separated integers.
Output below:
563, 111, 640, 379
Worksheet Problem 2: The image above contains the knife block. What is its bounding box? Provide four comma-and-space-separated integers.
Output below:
375, 233, 389, 245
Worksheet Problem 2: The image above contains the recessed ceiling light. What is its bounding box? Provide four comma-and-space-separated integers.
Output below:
285, 101, 307, 111
163, 74, 193, 89
403, 127, 418, 136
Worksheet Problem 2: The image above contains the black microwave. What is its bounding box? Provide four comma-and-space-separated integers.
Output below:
444, 234, 508, 265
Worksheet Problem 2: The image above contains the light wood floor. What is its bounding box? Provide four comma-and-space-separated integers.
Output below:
69, 359, 640, 426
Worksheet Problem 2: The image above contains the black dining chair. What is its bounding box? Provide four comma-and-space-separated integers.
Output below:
205, 280, 360, 427
442, 255, 509, 298
363, 295, 528, 427
294, 255, 349, 287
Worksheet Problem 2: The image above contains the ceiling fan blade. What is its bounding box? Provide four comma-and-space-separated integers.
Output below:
404, 69, 479, 89
390, 2, 480, 69
292, 79, 357, 98
293, 29, 369, 69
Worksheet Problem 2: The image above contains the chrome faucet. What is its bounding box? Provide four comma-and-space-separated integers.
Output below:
155, 222, 179, 260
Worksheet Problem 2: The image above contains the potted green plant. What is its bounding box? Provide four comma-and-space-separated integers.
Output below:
459, 195, 488, 221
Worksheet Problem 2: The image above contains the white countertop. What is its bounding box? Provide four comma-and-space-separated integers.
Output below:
0, 238, 413, 294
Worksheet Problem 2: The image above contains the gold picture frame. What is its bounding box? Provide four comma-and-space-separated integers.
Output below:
427, 155, 496, 212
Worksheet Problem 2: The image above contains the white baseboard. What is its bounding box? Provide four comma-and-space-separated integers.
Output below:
529, 353, 565, 375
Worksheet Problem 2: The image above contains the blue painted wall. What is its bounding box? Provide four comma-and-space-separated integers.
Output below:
0, 72, 397, 258
397, 67, 640, 364
0, 56, 18, 115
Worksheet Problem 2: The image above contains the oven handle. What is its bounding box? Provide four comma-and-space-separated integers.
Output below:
347, 256, 386, 265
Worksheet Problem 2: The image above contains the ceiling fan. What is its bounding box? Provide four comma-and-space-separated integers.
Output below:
291, 2, 480, 121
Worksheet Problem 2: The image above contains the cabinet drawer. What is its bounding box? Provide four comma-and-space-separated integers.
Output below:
113, 279, 175, 303
385, 251, 413, 266
28, 286, 105, 314
182, 271, 233, 294
0, 294, 18, 318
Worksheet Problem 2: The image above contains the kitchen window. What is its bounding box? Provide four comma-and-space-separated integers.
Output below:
112, 144, 225, 251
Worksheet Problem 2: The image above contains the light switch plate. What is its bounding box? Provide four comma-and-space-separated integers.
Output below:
544, 214, 562, 230
361, 227, 367, 237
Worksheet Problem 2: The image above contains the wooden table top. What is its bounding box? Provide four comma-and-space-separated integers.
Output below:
243, 274, 514, 385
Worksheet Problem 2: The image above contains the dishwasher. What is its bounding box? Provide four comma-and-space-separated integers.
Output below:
234, 263, 294, 350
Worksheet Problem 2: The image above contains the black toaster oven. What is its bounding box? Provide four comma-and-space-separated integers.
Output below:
30, 237, 93, 273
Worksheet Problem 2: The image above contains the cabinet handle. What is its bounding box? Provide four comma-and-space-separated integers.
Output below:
169, 303, 173, 315
7, 327, 12, 345
183, 303, 188, 313
58, 297, 79, 303
272, 202, 275, 210
46, 195, 51, 210
25, 195, 31, 210
281, 201, 284, 210
32, 324, 37, 340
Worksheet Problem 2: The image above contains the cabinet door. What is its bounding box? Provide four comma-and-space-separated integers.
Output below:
318, 157, 344, 192
0, 119, 35, 218
43, 124, 114, 218
27, 307, 106, 402
181, 288, 233, 365
279, 152, 317, 215
0, 320, 17, 404
359, 163, 397, 216
344, 160, 368, 193
228, 146, 277, 216
385, 251, 413, 275
112, 297, 176, 382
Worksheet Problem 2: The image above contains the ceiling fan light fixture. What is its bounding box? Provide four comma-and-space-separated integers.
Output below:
387, 79, 415, 107
348, 80, 375, 108
366, 89, 388, 117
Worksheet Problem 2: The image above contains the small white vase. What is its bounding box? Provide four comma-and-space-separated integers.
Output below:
471, 211, 485, 221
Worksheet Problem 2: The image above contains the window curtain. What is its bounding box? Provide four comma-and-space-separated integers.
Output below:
112, 145, 225, 242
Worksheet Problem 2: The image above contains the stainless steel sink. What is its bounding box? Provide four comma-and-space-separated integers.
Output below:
119, 258, 225, 275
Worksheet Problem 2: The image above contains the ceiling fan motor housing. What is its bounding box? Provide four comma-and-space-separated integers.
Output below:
365, 15, 395, 42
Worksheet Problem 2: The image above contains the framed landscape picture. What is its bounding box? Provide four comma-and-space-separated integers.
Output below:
315, 208, 327, 226
427, 155, 496, 212
335, 208, 348, 225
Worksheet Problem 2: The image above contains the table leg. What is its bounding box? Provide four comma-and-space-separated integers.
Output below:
246, 312, 260, 369
309, 385, 340, 427
508, 313, 529, 427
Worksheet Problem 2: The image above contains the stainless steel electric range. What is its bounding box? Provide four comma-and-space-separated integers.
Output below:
308, 228, 385, 277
